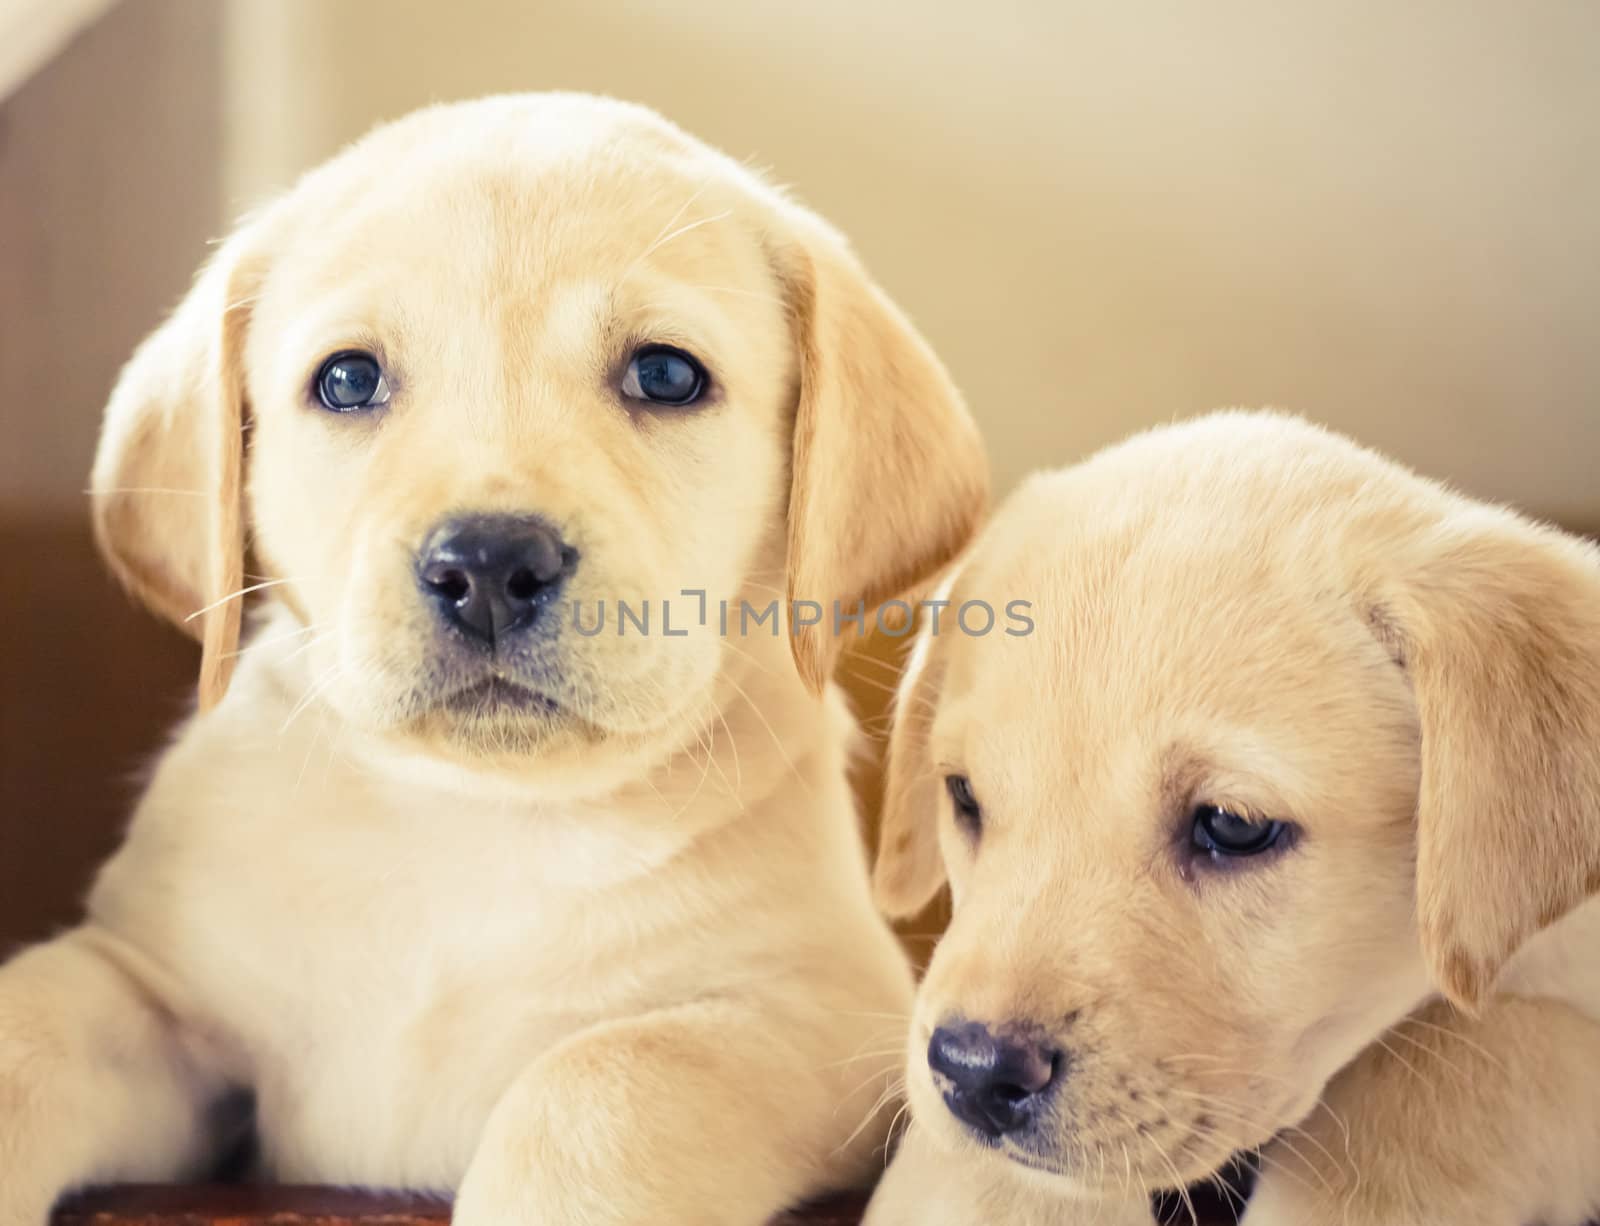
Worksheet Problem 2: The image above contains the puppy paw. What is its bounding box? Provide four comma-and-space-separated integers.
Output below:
0, 1039, 60, 1226
1243, 1171, 1492, 1226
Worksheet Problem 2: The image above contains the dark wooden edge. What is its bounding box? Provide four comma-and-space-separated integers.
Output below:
52, 1182, 1263, 1225
56, 1187, 449, 1225
55, 1179, 1273, 1225
54, 1186, 870, 1226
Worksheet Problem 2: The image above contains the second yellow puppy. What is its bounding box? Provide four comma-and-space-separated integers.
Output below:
869, 411, 1600, 1226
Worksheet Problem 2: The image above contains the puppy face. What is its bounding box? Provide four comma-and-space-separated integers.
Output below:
874, 412, 1600, 1194
243, 112, 789, 765
93, 95, 987, 784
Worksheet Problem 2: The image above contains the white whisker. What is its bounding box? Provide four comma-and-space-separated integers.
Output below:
185, 578, 293, 623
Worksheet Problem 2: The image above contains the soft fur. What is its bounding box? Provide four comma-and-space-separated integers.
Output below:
0, 93, 989, 1225
866, 411, 1600, 1226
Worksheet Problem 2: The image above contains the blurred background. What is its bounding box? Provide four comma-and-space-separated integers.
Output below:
2, 0, 1598, 949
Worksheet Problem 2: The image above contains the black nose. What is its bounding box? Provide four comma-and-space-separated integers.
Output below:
417, 515, 577, 645
927, 1022, 1061, 1140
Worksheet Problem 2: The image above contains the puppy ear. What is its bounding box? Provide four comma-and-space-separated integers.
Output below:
90, 229, 266, 711
1369, 505, 1600, 1009
772, 211, 988, 692
873, 614, 953, 919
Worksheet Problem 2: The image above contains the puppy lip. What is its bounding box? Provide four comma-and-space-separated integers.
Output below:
935, 1088, 1005, 1147
438, 675, 561, 716
998, 1145, 1070, 1178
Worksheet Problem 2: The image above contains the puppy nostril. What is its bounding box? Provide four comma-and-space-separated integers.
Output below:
505, 567, 540, 603
427, 567, 472, 603
416, 515, 576, 645
927, 1023, 1063, 1140
993, 1082, 1032, 1105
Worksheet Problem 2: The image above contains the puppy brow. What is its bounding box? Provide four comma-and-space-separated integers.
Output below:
1157, 745, 1206, 815
634, 183, 713, 260
634, 209, 734, 268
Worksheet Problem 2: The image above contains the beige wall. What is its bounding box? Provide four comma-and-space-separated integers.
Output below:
5, 2, 1596, 519
1, 0, 223, 516
219, 0, 1600, 523
0, 0, 218, 945
0, 0, 1595, 947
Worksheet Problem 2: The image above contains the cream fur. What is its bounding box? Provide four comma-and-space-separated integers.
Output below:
0, 94, 989, 1225
867, 411, 1600, 1226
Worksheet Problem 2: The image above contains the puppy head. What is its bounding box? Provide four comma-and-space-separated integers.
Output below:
874, 411, 1600, 1193
92, 94, 985, 784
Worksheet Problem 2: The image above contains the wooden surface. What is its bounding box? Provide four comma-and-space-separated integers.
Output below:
55, 1187, 451, 1226
45, 1177, 1600, 1226
51, 1182, 1256, 1225
52, 1186, 872, 1226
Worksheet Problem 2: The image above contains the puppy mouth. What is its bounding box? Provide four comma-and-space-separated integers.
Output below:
915, 1059, 1272, 1200
985, 1135, 1259, 1220
438, 676, 562, 718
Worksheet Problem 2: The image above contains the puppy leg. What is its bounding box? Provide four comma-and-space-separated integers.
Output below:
864, 1123, 1153, 1226
456, 999, 899, 1226
0, 929, 227, 1226
1245, 997, 1600, 1226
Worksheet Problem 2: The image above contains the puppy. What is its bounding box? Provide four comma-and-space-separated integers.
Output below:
866, 411, 1600, 1226
0, 94, 988, 1225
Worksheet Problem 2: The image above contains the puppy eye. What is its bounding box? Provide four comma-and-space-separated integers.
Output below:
621, 344, 708, 407
945, 774, 983, 839
1191, 805, 1285, 858
315, 351, 390, 412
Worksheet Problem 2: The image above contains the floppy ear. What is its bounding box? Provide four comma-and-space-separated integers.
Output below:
772, 210, 988, 692
872, 612, 954, 919
1368, 504, 1600, 1009
90, 230, 266, 711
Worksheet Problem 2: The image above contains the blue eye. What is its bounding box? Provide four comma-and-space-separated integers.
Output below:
1191, 805, 1286, 857
945, 774, 983, 840
315, 351, 389, 412
621, 345, 708, 407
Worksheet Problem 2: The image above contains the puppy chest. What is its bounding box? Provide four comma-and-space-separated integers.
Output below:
194, 862, 728, 1182
242, 918, 727, 1185
248, 987, 574, 1186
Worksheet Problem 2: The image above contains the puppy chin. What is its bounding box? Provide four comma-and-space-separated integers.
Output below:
910, 1107, 1114, 1205
904, 1068, 1079, 1189
407, 692, 591, 759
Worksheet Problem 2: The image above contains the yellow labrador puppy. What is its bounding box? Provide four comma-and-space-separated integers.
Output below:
0, 94, 988, 1225
867, 411, 1600, 1226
